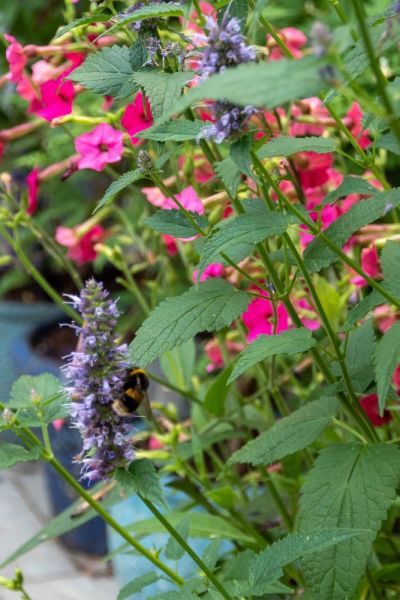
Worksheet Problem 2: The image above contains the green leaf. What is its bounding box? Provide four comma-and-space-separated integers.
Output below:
375, 322, 400, 415
148, 592, 199, 600
69, 45, 136, 97
299, 443, 400, 599
220, 0, 248, 25
163, 56, 327, 120
111, 3, 185, 31
198, 209, 295, 277
117, 573, 159, 600
164, 518, 189, 560
258, 136, 335, 160
342, 289, 383, 332
137, 120, 205, 141
214, 158, 242, 198
129, 33, 150, 70
144, 210, 207, 238
229, 329, 316, 383
115, 459, 167, 510
304, 189, 400, 272
1, 482, 121, 568
381, 240, 400, 298
54, 13, 110, 39
8, 374, 66, 425
203, 365, 233, 417
342, 319, 376, 392
159, 339, 196, 390
322, 175, 377, 206
130, 279, 251, 367
202, 540, 221, 570
0, 443, 42, 470
227, 396, 338, 467
230, 136, 255, 181
376, 132, 400, 155
126, 511, 254, 543
95, 169, 143, 212
133, 71, 193, 122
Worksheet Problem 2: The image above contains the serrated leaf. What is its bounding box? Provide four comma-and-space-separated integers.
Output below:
138, 120, 204, 141
54, 13, 110, 39
95, 169, 143, 212
258, 136, 335, 159
133, 71, 193, 122
111, 3, 185, 31
144, 209, 207, 237
342, 289, 383, 332
129, 34, 150, 70
323, 175, 377, 206
214, 158, 241, 198
198, 209, 294, 277
126, 511, 254, 543
164, 518, 189, 560
130, 279, 251, 367
117, 572, 159, 600
299, 443, 400, 599
115, 459, 167, 510
203, 365, 233, 417
229, 329, 316, 383
148, 592, 199, 600
0, 443, 42, 470
381, 240, 400, 298
202, 540, 221, 570
1, 482, 120, 568
8, 374, 66, 426
375, 322, 400, 415
304, 189, 400, 272
69, 45, 135, 97
378, 132, 400, 155
230, 136, 255, 181
220, 0, 248, 26
163, 56, 327, 121
228, 396, 338, 467
343, 319, 376, 392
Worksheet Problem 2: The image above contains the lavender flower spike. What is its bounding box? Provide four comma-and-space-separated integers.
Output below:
63, 279, 134, 481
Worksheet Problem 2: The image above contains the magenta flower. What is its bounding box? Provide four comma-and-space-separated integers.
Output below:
242, 295, 289, 342
351, 245, 381, 287
35, 78, 75, 122
345, 102, 371, 150
267, 27, 307, 61
26, 166, 40, 215
121, 92, 153, 145
75, 123, 124, 172
55, 224, 106, 264
4, 34, 27, 83
193, 263, 224, 283
142, 184, 204, 214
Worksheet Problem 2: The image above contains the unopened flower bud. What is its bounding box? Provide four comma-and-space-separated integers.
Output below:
2, 408, 14, 424
137, 150, 154, 173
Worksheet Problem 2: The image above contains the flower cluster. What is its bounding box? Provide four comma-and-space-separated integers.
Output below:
63, 280, 134, 481
196, 16, 257, 143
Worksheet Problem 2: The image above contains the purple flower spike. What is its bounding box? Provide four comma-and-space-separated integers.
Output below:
63, 279, 134, 481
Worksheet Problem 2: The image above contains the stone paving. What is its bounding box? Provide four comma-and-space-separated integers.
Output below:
0, 462, 118, 600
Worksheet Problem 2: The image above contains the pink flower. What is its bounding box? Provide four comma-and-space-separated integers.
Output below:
143, 185, 204, 214
121, 92, 153, 144
0, 141, 4, 162
162, 234, 178, 256
4, 34, 27, 83
63, 52, 86, 76
204, 338, 243, 372
359, 394, 392, 426
26, 166, 40, 215
295, 152, 333, 189
52, 419, 65, 432
193, 262, 224, 283
242, 296, 289, 342
35, 78, 75, 122
55, 224, 106, 264
178, 153, 214, 183
351, 245, 381, 287
345, 102, 371, 150
268, 27, 307, 61
296, 298, 320, 331
393, 365, 400, 394
75, 123, 124, 172
291, 98, 331, 136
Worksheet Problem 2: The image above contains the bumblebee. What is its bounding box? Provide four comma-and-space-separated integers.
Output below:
112, 368, 152, 419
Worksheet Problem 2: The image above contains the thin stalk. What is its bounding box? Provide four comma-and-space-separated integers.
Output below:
16, 427, 184, 585
140, 496, 233, 600
146, 371, 202, 405
329, 0, 358, 41
332, 418, 368, 443
265, 477, 293, 530
349, 0, 400, 144
0, 224, 82, 324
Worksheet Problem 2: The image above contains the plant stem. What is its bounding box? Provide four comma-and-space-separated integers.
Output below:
139, 496, 232, 599
147, 371, 202, 405
0, 223, 82, 324
349, 0, 400, 144
332, 418, 368, 443
329, 0, 358, 41
265, 477, 293, 530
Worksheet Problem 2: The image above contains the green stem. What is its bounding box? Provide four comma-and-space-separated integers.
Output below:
349, 0, 400, 144
147, 371, 202, 405
265, 477, 293, 530
332, 418, 368, 443
140, 496, 233, 600
329, 0, 358, 41
0, 224, 82, 324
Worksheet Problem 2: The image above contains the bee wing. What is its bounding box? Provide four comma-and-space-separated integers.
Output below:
141, 391, 154, 422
